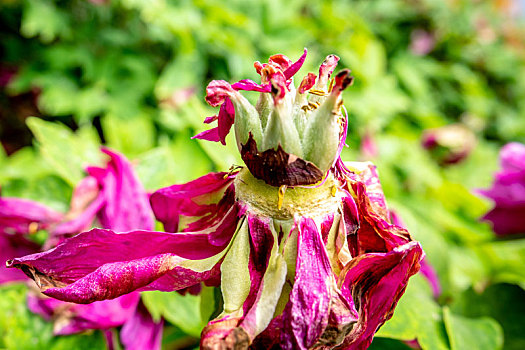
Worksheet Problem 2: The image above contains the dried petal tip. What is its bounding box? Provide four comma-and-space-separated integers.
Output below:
332, 69, 354, 95
317, 54, 340, 89
298, 73, 317, 94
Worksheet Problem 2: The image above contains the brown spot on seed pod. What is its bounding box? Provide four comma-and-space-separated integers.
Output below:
240, 134, 324, 187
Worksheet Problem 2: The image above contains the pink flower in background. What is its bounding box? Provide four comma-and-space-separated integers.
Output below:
478, 142, 525, 236
8, 51, 423, 349
1, 148, 161, 350
409, 29, 435, 56
421, 124, 476, 165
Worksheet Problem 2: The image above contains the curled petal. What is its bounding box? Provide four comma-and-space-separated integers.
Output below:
283, 48, 308, 80
205, 80, 236, 107
281, 217, 334, 349
269, 54, 293, 71
339, 241, 424, 349
317, 54, 340, 88
298, 73, 317, 94
194, 97, 236, 145
331, 69, 354, 96
150, 172, 237, 233
231, 79, 270, 93
87, 148, 155, 231
8, 226, 240, 303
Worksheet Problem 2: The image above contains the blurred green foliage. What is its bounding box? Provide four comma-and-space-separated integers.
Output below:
1, 0, 524, 349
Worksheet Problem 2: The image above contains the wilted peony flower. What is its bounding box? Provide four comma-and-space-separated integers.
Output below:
8, 50, 423, 349
1, 148, 162, 350
421, 124, 476, 165
478, 142, 525, 236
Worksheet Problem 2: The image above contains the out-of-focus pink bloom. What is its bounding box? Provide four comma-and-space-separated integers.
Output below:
0, 195, 62, 283
9, 51, 423, 349
360, 130, 378, 160
1, 148, 161, 350
478, 142, 525, 236
0, 65, 17, 87
421, 124, 476, 165
409, 29, 435, 56
160, 87, 196, 110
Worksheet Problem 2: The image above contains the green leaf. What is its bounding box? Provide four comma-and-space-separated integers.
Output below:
141, 289, 210, 337
376, 275, 450, 350
101, 114, 155, 159
21, 0, 71, 43
26, 118, 102, 186
443, 307, 503, 350
0, 284, 105, 350
451, 284, 525, 350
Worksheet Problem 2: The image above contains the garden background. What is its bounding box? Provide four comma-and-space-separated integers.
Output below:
1, 0, 524, 349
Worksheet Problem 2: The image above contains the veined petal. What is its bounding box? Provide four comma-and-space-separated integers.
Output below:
7, 226, 241, 303
237, 218, 287, 340
338, 241, 424, 349
87, 148, 154, 231
121, 301, 164, 350
281, 217, 333, 350
150, 172, 237, 233
200, 214, 278, 350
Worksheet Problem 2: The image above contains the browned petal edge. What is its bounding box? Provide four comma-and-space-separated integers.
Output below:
240, 133, 324, 187
201, 318, 251, 350
7, 261, 67, 291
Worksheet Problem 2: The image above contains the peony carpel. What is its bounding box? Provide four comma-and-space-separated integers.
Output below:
8, 50, 424, 349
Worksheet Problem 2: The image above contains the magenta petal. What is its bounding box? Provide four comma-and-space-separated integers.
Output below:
0, 233, 40, 284
218, 98, 235, 145
419, 258, 442, 299
231, 79, 270, 92
478, 142, 525, 235
282, 217, 332, 349
29, 292, 140, 335
150, 172, 236, 233
51, 195, 104, 240
8, 228, 235, 303
283, 48, 308, 80
87, 148, 154, 231
121, 301, 164, 350
193, 127, 221, 143
244, 214, 274, 312
0, 197, 63, 235
205, 80, 236, 107
339, 241, 424, 349
481, 205, 525, 236
500, 142, 525, 171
